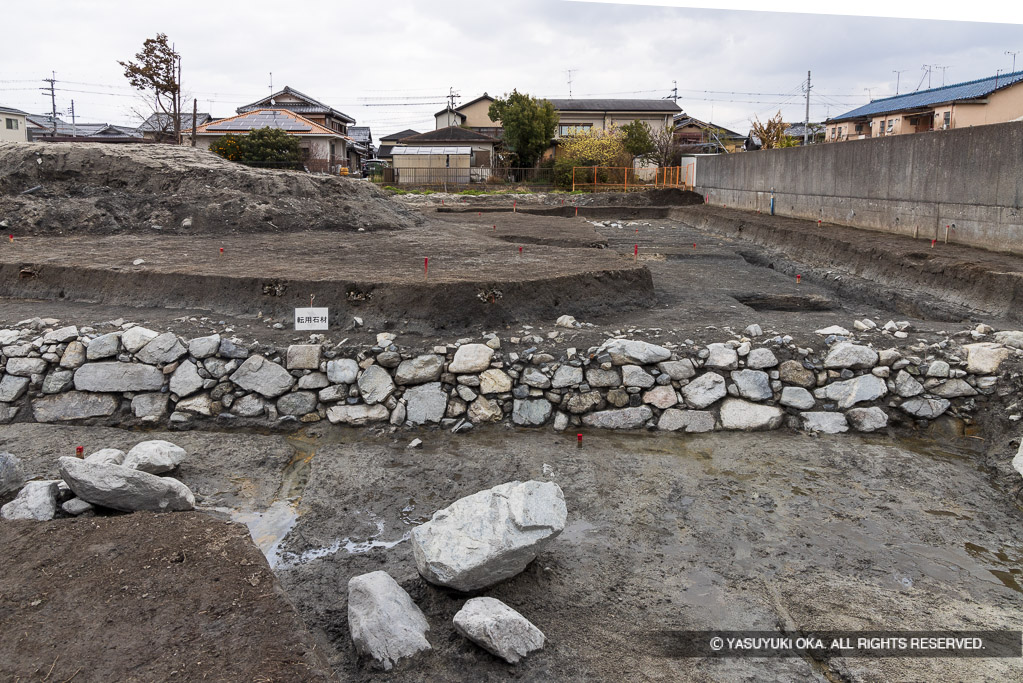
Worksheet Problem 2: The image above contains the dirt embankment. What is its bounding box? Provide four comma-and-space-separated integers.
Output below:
674, 206, 1023, 323
0, 142, 422, 236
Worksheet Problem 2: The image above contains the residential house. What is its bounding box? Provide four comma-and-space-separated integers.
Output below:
376, 129, 420, 163
236, 86, 358, 167
546, 98, 682, 158
434, 93, 502, 138
674, 114, 746, 153
185, 109, 351, 173
395, 127, 498, 167
138, 112, 214, 142
26, 115, 143, 142
0, 105, 29, 143
349, 126, 375, 159
824, 70, 1023, 142
390, 146, 472, 185
783, 122, 825, 145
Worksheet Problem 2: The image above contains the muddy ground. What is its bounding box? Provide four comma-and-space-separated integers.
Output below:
2, 189, 1023, 680
2, 424, 1022, 681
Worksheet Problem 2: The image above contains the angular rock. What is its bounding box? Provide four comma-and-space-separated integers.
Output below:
449, 344, 495, 373
681, 372, 726, 409
297, 372, 329, 390
468, 396, 502, 423
187, 333, 221, 359
824, 342, 878, 370
453, 597, 545, 664
815, 374, 887, 409
58, 457, 194, 512
598, 338, 671, 365
43, 325, 78, 344
32, 392, 119, 422
550, 365, 583, 389
326, 404, 389, 425
930, 379, 978, 398
846, 407, 889, 432
231, 393, 265, 417
642, 385, 677, 409
730, 369, 772, 401
801, 412, 849, 434
719, 399, 783, 430
74, 362, 164, 392
512, 398, 552, 426
176, 394, 212, 416
60, 341, 88, 368
85, 333, 121, 360
657, 359, 696, 380
1, 480, 58, 521
136, 332, 188, 365
411, 480, 567, 591
993, 331, 1023, 350
745, 348, 778, 369
926, 360, 951, 378
277, 391, 318, 416
585, 368, 621, 388
62, 498, 95, 516
395, 355, 444, 385
286, 344, 321, 370
41, 368, 74, 394
5, 357, 48, 377
0, 451, 25, 497
218, 338, 250, 359
815, 325, 850, 336
0, 374, 29, 402
778, 360, 815, 388
621, 365, 655, 388
404, 382, 448, 425
780, 386, 815, 409
657, 409, 715, 433
327, 358, 359, 384
522, 367, 551, 389
123, 440, 187, 474
131, 393, 168, 419
565, 391, 603, 414
347, 571, 431, 671
900, 397, 951, 419
704, 343, 738, 370
85, 448, 125, 466
358, 365, 395, 405
230, 355, 295, 398
479, 368, 513, 394
963, 343, 1011, 375
894, 370, 924, 398
169, 360, 204, 398
120, 326, 158, 353
582, 406, 652, 429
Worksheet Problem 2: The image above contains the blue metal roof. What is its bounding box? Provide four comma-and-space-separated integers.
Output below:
829, 70, 1023, 122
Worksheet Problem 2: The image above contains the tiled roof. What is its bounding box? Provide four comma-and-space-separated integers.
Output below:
828, 70, 1023, 122
237, 86, 355, 124
392, 146, 472, 155
401, 126, 498, 143
380, 129, 420, 142
139, 112, 212, 132
25, 115, 142, 138
0, 105, 29, 116
673, 115, 745, 139
349, 126, 372, 143
548, 98, 682, 113
189, 109, 345, 136
377, 144, 395, 157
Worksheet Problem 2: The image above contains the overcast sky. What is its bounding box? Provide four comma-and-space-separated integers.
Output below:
2, 1, 1021, 140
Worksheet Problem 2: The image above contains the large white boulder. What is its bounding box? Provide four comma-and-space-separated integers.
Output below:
823, 342, 878, 370
815, 374, 887, 409
0, 451, 25, 497
453, 597, 545, 664
58, 457, 194, 512
411, 480, 567, 591
719, 399, 783, 430
347, 571, 431, 671
230, 355, 295, 398
1, 480, 59, 521
598, 338, 671, 365
449, 344, 494, 373
122, 440, 187, 474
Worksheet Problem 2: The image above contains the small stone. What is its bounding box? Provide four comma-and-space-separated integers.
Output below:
846, 407, 888, 432
780, 386, 815, 409
453, 597, 545, 664
681, 372, 726, 409
801, 412, 849, 434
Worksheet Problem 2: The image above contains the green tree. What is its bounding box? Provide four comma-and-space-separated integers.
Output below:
119, 33, 181, 143
621, 120, 655, 159
208, 128, 302, 170
488, 90, 557, 167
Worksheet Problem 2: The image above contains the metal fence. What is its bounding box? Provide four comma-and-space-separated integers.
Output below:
571, 166, 693, 192
377, 167, 554, 190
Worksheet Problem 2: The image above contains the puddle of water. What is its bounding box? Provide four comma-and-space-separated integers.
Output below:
560, 519, 599, 544
275, 517, 410, 570
223, 500, 299, 570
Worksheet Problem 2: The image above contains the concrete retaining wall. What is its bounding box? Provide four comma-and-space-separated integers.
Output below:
694, 121, 1023, 255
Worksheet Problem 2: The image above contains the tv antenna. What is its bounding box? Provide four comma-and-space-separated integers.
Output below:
565, 69, 577, 97
1007, 51, 1019, 73
935, 65, 950, 86
892, 69, 907, 95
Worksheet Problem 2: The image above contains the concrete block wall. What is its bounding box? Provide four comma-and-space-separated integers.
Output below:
694, 121, 1023, 254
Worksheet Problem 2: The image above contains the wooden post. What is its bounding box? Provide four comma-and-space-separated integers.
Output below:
191, 98, 197, 147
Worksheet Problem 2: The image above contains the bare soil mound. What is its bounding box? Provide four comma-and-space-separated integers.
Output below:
0, 141, 422, 236
0, 512, 335, 682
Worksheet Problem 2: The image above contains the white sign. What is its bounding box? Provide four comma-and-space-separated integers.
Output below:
295, 307, 329, 330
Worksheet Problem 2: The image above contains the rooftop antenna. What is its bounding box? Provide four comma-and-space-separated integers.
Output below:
565, 69, 577, 97
269, 72, 273, 99
935, 66, 950, 86
1007, 51, 1019, 73
669, 79, 678, 103
864, 87, 873, 100
892, 69, 907, 95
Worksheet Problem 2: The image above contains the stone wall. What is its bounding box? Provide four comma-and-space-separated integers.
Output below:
2, 318, 1019, 435
694, 121, 1023, 255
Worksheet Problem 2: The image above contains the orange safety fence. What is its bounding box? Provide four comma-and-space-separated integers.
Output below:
571, 165, 693, 192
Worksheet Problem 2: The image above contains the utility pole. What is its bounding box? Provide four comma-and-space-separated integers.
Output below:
70, 100, 76, 137
804, 70, 811, 146
893, 69, 907, 95
174, 49, 182, 145
191, 98, 197, 147
42, 71, 57, 136
1007, 51, 1019, 73
669, 80, 678, 103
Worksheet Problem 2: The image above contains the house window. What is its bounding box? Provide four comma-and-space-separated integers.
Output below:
855, 124, 863, 133
943, 111, 951, 128
887, 119, 895, 133
830, 127, 836, 140
838, 127, 843, 138
559, 124, 592, 136
5, 118, 18, 130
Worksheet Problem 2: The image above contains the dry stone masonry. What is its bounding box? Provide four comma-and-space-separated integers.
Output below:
0, 316, 1018, 435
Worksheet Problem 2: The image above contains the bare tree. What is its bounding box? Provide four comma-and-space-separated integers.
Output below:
119, 34, 181, 143
749, 111, 796, 149
647, 124, 683, 167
